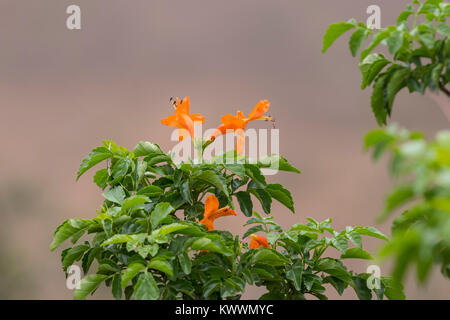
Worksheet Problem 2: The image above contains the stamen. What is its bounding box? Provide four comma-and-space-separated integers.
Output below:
169, 97, 177, 109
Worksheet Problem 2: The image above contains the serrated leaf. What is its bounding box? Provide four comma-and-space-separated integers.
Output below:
121, 195, 149, 212
102, 186, 126, 205
111, 157, 130, 178
360, 53, 391, 89
266, 184, 295, 213
133, 141, 163, 157
251, 248, 290, 266
322, 21, 356, 53
77, 147, 113, 180
61, 245, 90, 272
371, 73, 390, 126
150, 202, 174, 229
93, 168, 109, 189
387, 68, 410, 113
50, 219, 95, 251
387, 30, 404, 55
74, 274, 108, 300
121, 263, 146, 288
148, 258, 173, 276
193, 170, 229, 197
341, 247, 373, 260
134, 272, 159, 300
349, 27, 367, 57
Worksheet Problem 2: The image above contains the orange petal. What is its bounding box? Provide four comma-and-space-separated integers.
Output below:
247, 100, 270, 122
249, 234, 270, 248
190, 113, 205, 123
235, 129, 245, 155
236, 111, 246, 120
161, 115, 180, 127
177, 113, 195, 138
204, 195, 220, 219
209, 207, 237, 221
221, 114, 246, 130
249, 238, 260, 249
199, 217, 214, 231
210, 124, 227, 140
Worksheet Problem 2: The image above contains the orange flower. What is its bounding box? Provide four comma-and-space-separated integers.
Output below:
210, 100, 271, 154
161, 96, 205, 141
199, 194, 237, 231
249, 234, 270, 249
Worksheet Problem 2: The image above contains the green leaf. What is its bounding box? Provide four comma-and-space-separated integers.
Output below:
193, 170, 229, 197
346, 230, 362, 248
251, 248, 290, 266
180, 180, 193, 205
437, 23, 450, 38
203, 279, 221, 298
121, 195, 149, 212
386, 68, 410, 113
387, 30, 404, 55
50, 219, 95, 251
349, 27, 367, 57
266, 184, 295, 213
353, 226, 389, 241
101, 234, 134, 246
133, 141, 163, 157
331, 237, 348, 253
155, 223, 203, 236
178, 252, 192, 275
134, 272, 159, 300
224, 164, 246, 177
93, 168, 109, 189
137, 185, 164, 197
150, 202, 174, 229
121, 263, 146, 288
248, 188, 272, 214
138, 244, 159, 259
102, 186, 126, 205
286, 262, 303, 291
361, 27, 394, 60
111, 157, 130, 178
371, 73, 390, 126
235, 191, 253, 217
148, 258, 173, 276
316, 258, 352, 282
74, 274, 108, 300
257, 155, 301, 174
112, 274, 122, 300
381, 277, 405, 300
77, 147, 113, 180
359, 53, 391, 89
61, 245, 90, 271
380, 185, 415, 221
191, 237, 232, 256
245, 165, 267, 188
353, 276, 372, 300
341, 247, 373, 260
322, 21, 356, 53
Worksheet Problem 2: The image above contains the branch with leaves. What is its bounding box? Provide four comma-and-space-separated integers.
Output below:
323, 0, 450, 125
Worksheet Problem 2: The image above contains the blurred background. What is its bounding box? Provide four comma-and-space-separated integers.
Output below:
0, 0, 448, 299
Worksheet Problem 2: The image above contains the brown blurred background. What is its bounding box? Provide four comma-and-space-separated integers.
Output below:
0, 0, 448, 299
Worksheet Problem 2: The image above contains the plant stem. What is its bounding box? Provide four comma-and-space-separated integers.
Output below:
439, 81, 450, 98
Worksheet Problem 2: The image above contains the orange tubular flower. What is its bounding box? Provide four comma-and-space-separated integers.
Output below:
249, 234, 270, 249
161, 96, 205, 141
210, 100, 271, 154
199, 195, 237, 231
